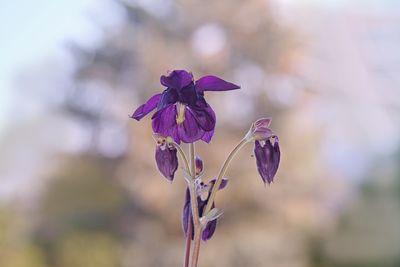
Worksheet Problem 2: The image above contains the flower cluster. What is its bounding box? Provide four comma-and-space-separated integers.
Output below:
131, 69, 281, 266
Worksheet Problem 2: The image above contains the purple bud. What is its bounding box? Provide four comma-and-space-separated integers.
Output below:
195, 156, 203, 176
181, 178, 229, 240
254, 137, 280, 184
155, 143, 178, 182
202, 202, 217, 241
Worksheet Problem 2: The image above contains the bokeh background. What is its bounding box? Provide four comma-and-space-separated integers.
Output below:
1, 0, 400, 266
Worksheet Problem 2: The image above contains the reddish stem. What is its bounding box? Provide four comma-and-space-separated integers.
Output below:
184, 210, 193, 267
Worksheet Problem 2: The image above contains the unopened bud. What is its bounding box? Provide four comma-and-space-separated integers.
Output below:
195, 156, 203, 176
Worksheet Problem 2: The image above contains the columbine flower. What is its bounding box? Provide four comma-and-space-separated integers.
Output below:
154, 134, 178, 182
247, 118, 280, 184
182, 177, 228, 241
131, 70, 240, 143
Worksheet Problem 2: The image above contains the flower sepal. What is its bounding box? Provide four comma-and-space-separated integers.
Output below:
244, 117, 274, 142
154, 134, 179, 182
200, 208, 224, 228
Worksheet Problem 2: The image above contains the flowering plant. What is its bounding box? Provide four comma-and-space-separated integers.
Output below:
131, 70, 280, 267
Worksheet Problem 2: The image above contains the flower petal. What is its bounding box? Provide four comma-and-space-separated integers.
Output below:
157, 88, 179, 109
177, 107, 205, 143
253, 127, 274, 141
254, 117, 272, 128
195, 75, 240, 92
200, 201, 218, 241
187, 105, 216, 132
155, 146, 178, 181
161, 70, 193, 89
202, 219, 217, 241
209, 178, 229, 190
179, 83, 198, 106
151, 104, 177, 138
201, 130, 214, 143
131, 93, 161, 120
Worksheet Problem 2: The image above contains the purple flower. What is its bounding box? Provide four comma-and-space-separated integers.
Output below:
250, 118, 280, 184
154, 135, 178, 182
182, 178, 228, 241
131, 70, 240, 143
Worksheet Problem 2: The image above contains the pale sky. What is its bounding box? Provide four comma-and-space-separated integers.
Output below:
0, 0, 124, 135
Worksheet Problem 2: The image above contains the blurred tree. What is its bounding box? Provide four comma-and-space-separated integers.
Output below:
311, 161, 400, 267
55, 232, 119, 267
34, 157, 141, 267
0, 209, 48, 267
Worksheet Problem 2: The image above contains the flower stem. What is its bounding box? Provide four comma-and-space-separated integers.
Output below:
173, 143, 190, 175
203, 138, 249, 215
189, 143, 202, 267
191, 228, 201, 267
183, 209, 192, 267
171, 142, 193, 267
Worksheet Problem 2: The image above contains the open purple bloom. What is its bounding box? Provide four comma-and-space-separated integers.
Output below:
154, 135, 178, 182
131, 70, 240, 143
249, 118, 280, 184
182, 178, 228, 241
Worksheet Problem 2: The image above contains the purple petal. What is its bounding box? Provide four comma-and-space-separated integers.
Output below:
161, 70, 193, 89
209, 178, 229, 190
253, 127, 273, 141
254, 138, 280, 184
131, 93, 161, 121
201, 130, 214, 143
188, 105, 216, 132
179, 83, 197, 106
177, 107, 205, 143
151, 104, 177, 138
254, 117, 272, 128
195, 75, 240, 92
200, 201, 217, 241
202, 219, 217, 241
155, 146, 178, 181
157, 88, 179, 109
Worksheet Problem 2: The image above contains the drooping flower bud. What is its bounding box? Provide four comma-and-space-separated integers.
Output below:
246, 118, 281, 184
254, 136, 280, 184
154, 134, 178, 182
195, 156, 203, 176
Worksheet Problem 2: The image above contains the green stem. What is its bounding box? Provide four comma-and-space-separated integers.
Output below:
189, 143, 202, 267
171, 142, 192, 267
203, 138, 249, 215
173, 143, 190, 175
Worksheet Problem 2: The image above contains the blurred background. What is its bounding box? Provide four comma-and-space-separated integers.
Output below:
1, 0, 400, 266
